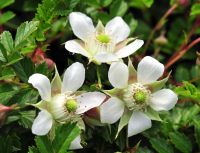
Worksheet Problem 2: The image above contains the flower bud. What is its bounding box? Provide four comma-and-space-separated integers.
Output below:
177, 0, 189, 7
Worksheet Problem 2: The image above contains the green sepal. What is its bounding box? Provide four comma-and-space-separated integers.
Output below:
116, 109, 132, 139
84, 115, 105, 127
103, 88, 124, 99
95, 20, 105, 34
146, 72, 171, 93
51, 66, 62, 96
128, 57, 137, 84
145, 107, 162, 121
31, 100, 48, 110
115, 37, 135, 51
77, 118, 85, 131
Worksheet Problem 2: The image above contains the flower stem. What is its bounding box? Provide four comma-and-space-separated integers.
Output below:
97, 66, 102, 89
165, 37, 200, 70
143, 4, 178, 54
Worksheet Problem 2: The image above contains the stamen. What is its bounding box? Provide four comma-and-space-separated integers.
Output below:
123, 83, 151, 111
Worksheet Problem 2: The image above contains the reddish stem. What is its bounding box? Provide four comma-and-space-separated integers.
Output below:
143, 4, 178, 53
165, 37, 200, 70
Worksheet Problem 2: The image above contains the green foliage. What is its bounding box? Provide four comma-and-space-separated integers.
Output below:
28, 123, 80, 153
0, 0, 199, 153
175, 81, 200, 102
190, 3, 200, 16
169, 132, 192, 153
15, 21, 39, 49
150, 138, 174, 153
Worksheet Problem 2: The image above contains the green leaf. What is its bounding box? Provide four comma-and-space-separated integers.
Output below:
110, 0, 128, 17
142, 0, 154, 8
190, 4, 200, 16
100, 0, 112, 7
175, 81, 200, 101
0, 67, 15, 80
0, 90, 19, 105
53, 124, 80, 153
18, 110, 36, 128
0, 31, 15, 53
12, 58, 34, 82
28, 146, 40, 153
193, 119, 200, 148
35, 136, 54, 153
169, 132, 192, 153
6, 51, 23, 65
0, 0, 15, 9
0, 43, 7, 62
0, 11, 15, 24
150, 138, 174, 153
0, 134, 21, 153
15, 21, 39, 49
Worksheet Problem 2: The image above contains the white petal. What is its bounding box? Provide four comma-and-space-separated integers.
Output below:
69, 135, 83, 150
76, 92, 106, 114
108, 62, 128, 88
69, 12, 95, 41
128, 111, 152, 137
65, 40, 89, 57
94, 52, 119, 63
105, 17, 130, 43
137, 56, 164, 84
28, 74, 51, 101
100, 97, 124, 124
62, 62, 85, 93
150, 89, 178, 111
32, 110, 53, 136
116, 39, 144, 58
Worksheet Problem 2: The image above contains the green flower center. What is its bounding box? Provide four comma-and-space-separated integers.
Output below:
65, 99, 78, 112
97, 34, 110, 43
133, 90, 147, 104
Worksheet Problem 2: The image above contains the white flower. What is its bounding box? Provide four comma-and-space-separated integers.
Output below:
28, 62, 106, 149
65, 12, 144, 64
100, 56, 178, 137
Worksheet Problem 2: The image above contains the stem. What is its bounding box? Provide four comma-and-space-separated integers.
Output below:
165, 37, 200, 70
143, 4, 178, 53
96, 66, 102, 89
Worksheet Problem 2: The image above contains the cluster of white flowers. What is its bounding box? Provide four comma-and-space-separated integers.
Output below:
29, 12, 178, 150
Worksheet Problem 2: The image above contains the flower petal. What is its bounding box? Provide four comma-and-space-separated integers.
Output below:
116, 39, 144, 58
100, 97, 124, 124
137, 56, 164, 84
76, 92, 106, 114
28, 73, 51, 101
150, 89, 178, 111
32, 110, 53, 136
62, 62, 85, 93
69, 135, 83, 150
94, 52, 119, 63
69, 12, 95, 41
108, 62, 128, 88
105, 17, 130, 43
65, 40, 89, 57
128, 111, 152, 137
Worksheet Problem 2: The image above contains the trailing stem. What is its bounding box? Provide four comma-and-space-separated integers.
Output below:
143, 4, 178, 54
